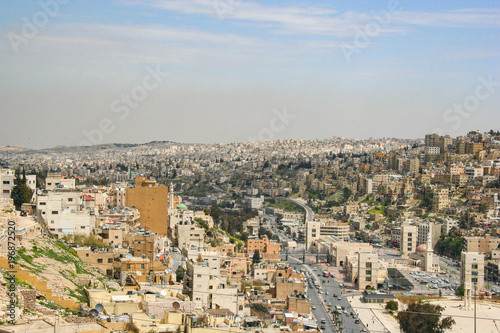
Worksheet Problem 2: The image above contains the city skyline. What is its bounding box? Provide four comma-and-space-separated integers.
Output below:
1, 0, 499, 148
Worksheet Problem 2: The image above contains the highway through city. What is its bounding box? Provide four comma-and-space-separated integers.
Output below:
267, 199, 367, 333
283, 197, 315, 222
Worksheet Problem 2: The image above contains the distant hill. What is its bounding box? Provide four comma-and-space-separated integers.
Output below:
0, 145, 31, 153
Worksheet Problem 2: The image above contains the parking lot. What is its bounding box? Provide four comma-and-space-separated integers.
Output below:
407, 270, 459, 294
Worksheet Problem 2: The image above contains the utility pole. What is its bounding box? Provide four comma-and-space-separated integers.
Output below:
474, 282, 477, 333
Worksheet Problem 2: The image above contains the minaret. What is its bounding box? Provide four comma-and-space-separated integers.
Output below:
169, 182, 174, 210
425, 232, 433, 272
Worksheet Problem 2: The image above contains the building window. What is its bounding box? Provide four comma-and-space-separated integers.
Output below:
3, 190, 9, 194
68, 198, 73, 202
472, 264, 478, 269
127, 264, 131, 269
51, 211, 58, 215
108, 258, 113, 263
81, 226, 85, 229
39, 202, 46, 205
97, 258, 103, 263
3, 181, 9, 184
141, 264, 145, 269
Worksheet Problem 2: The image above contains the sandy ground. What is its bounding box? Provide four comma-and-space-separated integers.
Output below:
348, 294, 500, 333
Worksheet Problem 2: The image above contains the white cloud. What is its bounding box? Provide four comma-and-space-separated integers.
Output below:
126, 1, 500, 37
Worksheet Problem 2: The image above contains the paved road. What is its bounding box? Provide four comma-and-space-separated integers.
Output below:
289, 258, 337, 332
283, 197, 315, 222
168, 249, 183, 271
288, 256, 367, 333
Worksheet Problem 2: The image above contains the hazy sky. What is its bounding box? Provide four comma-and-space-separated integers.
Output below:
1, 0, 499, 148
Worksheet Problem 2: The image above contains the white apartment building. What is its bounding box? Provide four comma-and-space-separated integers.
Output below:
0, 169, 36, 202
37, 189, 95, 237
176, 222, 206, 255
0, 169, 15, 199
306, 221, 349, 249
443, 218, 459, 235
424, 146, 440, 155
183, 252, 238, 314
245, 196, 264, 209
464, 166, 484, 180
416, 221, 441, 248
45, 172, 75, 191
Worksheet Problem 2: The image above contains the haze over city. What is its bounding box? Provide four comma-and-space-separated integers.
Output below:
1, 0, 499, 148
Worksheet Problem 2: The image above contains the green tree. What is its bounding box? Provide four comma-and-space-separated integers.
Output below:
420, 191, 433, 209
397, 301, 455, 333
175, 266, 185, 283
11, 168, 33, 210
208, 205, 222, 224
250, 303, 268, 313
386, 300, 399, 311
253, 250, 261, 265
455, 284, 464, 297
194, 218, 209, 231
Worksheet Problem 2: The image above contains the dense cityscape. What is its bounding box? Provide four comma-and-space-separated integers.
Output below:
2, 1, 499, 332
0, 129, 499, 332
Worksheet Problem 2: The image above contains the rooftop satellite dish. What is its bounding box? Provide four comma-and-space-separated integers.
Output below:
89, 309, 99, 317
172, 301, 180, 309
136, 271, 142, 276
160, 290, 167, 296
95, 304, 104, 312
235, 317, 242, 323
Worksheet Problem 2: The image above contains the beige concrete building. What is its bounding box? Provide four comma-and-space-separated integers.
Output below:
465, 235, 500, 254
356, 252, 379, 290
287, 294, 311, 314
400, 224, 418, 256
274, 275, 305, 300
330, 241, 373, 267
177, 222, 206, 255
461, 251, 485, 309
432, 187, 449, 212
306, 220, 349, 249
